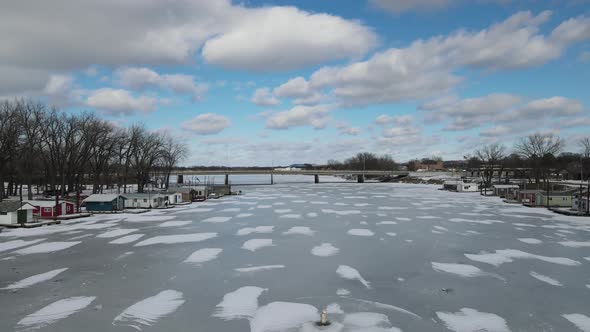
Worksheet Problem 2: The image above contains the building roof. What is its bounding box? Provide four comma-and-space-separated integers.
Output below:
0, 201, 35, 212
518, 189, 542, 194
83, 194, 123, 203
25, 200, 73, 207
121, 193, 166, 199
493, 185, 520, 189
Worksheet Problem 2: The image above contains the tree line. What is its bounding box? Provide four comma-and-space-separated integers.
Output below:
0, 99, 188, 202
469, 134, 590, 189
327, 152, 396, 171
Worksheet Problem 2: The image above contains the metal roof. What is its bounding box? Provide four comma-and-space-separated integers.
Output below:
82, 194, 123, 203
0, 201, 35, 212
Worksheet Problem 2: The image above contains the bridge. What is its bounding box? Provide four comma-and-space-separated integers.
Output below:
171, 169, 409, 184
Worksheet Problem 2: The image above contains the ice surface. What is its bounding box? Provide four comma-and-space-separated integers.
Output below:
109, 234, 144, 244
386, 232, 397, 236
124, 215, 176, 223
563, 314, 590, 332
274, 209, 292, 213
183, 248, 222, 265
529, 271, 562, 286
235, 265, 285, 273
395, 217, 411, 221
17, 296, 96, 329
236, 213, 254, 218
347, 229, 375, 237
97, 228, 139, 238
242, 239, 274, 251
307, 212, 318, 217
213, 286, 267, 320
2, 267, 68, 290
114, 290, 185, 329
202, 216, 232, 223
15, 241, 81, 255
336, 265, 371, 289
465, 249, 581, 267
237, 226, 274, 236
311, 243, 339, 257
436, 308, 510, 332
135, 233, 217, 246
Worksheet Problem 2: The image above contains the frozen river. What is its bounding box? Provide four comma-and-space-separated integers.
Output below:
1, 183, 590, 331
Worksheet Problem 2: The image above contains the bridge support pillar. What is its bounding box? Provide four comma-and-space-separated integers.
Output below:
357, 174, 364, 183
314, 174, 319, 184
270, 173, 274, 185
225, 174, 229, 185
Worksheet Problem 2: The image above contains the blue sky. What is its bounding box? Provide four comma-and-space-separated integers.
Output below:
1, 0, 589, 166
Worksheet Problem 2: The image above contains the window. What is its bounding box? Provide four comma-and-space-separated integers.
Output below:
44, 207, 51, 212
143, 199, 147, 203
0, 212, 6, 215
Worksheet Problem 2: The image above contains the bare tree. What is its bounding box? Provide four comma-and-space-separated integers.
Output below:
0, 101, 22, 201
473, 143, 506, 189
16, 100, 47, 199
515, 134, 564, 184
160, 134, 188, 190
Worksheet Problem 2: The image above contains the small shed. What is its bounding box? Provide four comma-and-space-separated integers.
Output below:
121, 193, 168, 209
164, 192, 183, 205
25, 200, 76, 218
516, 189, 541, 204
0, 201, 36, 225
535, 192, 573, 207
83, 194, 126, 212
573, 191, 589, 212
492, 185, 520, 198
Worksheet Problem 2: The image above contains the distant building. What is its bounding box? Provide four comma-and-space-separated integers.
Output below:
492, 185, 520, 198
25, 200, 76, 218
443, 180, 478, 192
516, 189, 542, 204
573, 191, 589, 213
534, 192, 574, 208
410, 159, 444, 171
83, 194, 126, 212
164, 192, 183, 205
121, 193, 168, 209
0, 201, 35, 225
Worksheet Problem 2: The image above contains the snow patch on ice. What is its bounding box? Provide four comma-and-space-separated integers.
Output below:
274, 209, 292, 214
436, 308, 510, 332
2, 268, 68, 290
465, 249, 580, 267
347, 229, 374, 237
202, 216, 232, 223
386, 232, 397, 237
97, 228, 138, 238
237, 226, 274, 236
518, 238, 542, 244
135, 233, 217, 246
0, 239, 45, 253
242, 239, 273, 251
322, 209, 361, 215
16, 241, 81, 255
558, 241, 590, 248
280, 214, 302, 219
110, 234, 144, 244
250, 302, 318, 332
213, 286, 267, 320
307, 212, 318, 217
159, 220, 191, 227
113, 290, 185, 329
236, 213, 254, 218
336, 265, 371, 289
529, 271, 562, 286
311, 243, 339, 257
17, 296, 96, 329
283, 227, 315, 236
563, 313, 590, 332
183, 248, 222, 265
337, 289, 350, 296
235, 265, 285, 273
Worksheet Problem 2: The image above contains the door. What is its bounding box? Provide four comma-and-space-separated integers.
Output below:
17, 210, 28, 223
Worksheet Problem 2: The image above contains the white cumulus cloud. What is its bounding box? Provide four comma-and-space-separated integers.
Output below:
85, 88, 159, 116
181, 113, 230, 135
265, 105, 333, 130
